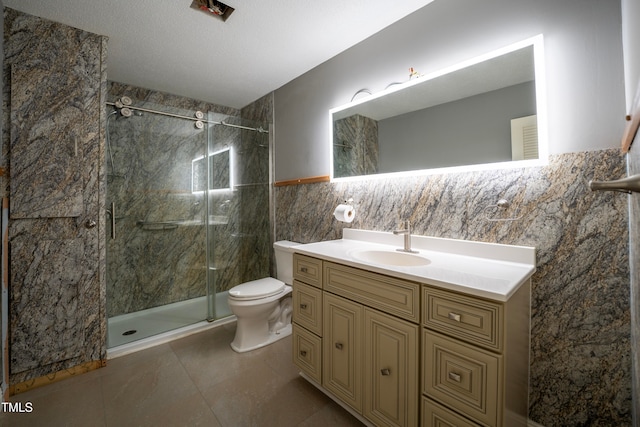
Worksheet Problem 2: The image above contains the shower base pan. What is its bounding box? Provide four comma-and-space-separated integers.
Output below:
107, 292, 233, 358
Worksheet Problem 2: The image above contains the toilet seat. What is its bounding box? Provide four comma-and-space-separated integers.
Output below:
228, 277, 286, 300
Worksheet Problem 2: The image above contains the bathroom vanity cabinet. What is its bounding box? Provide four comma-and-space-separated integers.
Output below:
291, 251, 531, 427
421, 284, 530, 427
293, 254, 419, 426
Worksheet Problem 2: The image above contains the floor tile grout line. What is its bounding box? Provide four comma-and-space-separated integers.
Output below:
97, 375, 110, 427
169, 328, 229, 426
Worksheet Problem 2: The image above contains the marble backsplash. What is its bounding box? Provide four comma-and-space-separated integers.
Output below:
275, 148, 632, 426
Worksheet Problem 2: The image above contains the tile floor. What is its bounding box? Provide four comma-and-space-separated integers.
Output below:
0, 323, 364, 426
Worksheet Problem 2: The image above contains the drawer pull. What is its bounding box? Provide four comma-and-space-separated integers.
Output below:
381, 368, 391, 376
300, 350, 307, 357
448, 372, 462, 382
300, 267, 309, 273
300, 303, 308, 309
448, 312, 461, 322
335, 342, 343, 350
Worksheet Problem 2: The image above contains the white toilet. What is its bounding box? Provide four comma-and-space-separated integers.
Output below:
227, 240, 299, 353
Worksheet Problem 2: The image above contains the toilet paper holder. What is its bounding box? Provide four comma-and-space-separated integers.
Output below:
333, 198, 356, 223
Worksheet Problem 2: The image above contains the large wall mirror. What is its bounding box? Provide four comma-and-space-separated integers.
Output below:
330, 35, 548, 181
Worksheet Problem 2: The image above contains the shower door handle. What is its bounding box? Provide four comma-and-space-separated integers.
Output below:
110, 202, 116, 239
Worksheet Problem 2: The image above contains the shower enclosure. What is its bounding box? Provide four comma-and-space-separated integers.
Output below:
105, 94, 271, 348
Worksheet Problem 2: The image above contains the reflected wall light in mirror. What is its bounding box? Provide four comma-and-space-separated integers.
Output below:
330, 34, 548, 182
192, 147, 234, 193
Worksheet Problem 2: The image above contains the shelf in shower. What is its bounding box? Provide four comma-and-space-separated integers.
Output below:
136, 216, 228, 230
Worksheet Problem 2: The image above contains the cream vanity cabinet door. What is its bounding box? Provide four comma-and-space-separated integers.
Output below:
323, 292, 363, 412
293, 253, 323, 288
422, 397, 481, 427
292, 254, 324, 384
292, 323, 322, 383
364, 308, 419, 427
324, 260, 420, 426
421, 283, 530, 427
423, 329, 501, 427
292, 280, 323, 336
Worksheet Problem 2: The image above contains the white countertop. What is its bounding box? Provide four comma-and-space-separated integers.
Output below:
292, 229, 536, 302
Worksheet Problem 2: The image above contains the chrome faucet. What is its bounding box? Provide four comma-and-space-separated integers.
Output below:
393, 220, 419, 253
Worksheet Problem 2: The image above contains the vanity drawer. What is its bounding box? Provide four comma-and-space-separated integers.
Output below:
423, 287, 503, 352
292, 323, 322, 384
324, 261, 420, 323
422, 397, 481, 427
293, 280, 323, 336
423, 330, 502, 427
293, 253, 323, 288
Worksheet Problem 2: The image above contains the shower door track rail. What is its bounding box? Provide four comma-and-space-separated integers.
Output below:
106, 102, 269, 133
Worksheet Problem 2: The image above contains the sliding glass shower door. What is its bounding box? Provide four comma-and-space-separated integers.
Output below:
205, 113, 271, 320
106, 100, 210, 347
105, 95, 272, 348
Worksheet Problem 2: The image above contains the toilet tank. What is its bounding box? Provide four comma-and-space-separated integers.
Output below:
273, 240, 300, 285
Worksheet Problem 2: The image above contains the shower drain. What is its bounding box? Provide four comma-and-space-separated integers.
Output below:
122, 330, 137, 336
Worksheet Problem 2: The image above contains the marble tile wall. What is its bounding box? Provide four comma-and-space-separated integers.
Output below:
237, 93, 273, 282
3, 8, 107, 384
627, 138, 640, 424
275, 148, 632, 425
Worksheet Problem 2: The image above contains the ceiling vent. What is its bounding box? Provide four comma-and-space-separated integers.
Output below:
191, 0, 235, 22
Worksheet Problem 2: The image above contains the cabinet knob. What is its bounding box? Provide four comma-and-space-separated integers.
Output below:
448, 312, 461, 322
300, 350, 307, 357
381, 368, 391, 376
335, 342, 343, 350
300, 267, 308, 273
300, 303, 308, 309
85, 219, 97, 229
448, 372, 461, 382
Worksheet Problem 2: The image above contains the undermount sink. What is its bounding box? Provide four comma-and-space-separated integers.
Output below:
350, 249, 431, 267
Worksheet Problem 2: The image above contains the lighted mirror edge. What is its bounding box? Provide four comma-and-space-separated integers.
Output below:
191, 146, 235, 193
328, 34, 549, 183
330, 157, 549, 183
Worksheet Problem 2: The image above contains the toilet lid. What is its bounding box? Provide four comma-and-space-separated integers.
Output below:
228, 277, 285, 300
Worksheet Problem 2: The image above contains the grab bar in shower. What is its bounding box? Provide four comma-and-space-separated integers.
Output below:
111, 202, 116, 239
106, 202, 116, 240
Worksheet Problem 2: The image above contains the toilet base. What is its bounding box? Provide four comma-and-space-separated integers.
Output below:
230, 323, 292, 353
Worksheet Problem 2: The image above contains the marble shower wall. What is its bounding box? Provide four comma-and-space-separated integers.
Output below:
107, 83, 272, 317
236, 93, 273, 283
627, 135, 640, 423
275, 148, 632, 426
3, 8, 107, 385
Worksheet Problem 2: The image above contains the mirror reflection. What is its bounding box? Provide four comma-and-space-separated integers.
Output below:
192, 147, 232, 192
331, 36, 545, 180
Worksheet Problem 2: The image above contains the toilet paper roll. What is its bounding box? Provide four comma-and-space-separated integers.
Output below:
333, 204, 355, 223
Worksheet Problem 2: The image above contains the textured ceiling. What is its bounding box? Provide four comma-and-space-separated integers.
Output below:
4, 0, 435, 109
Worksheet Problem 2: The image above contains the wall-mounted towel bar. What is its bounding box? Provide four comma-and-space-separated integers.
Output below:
589, 174, 640, 194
